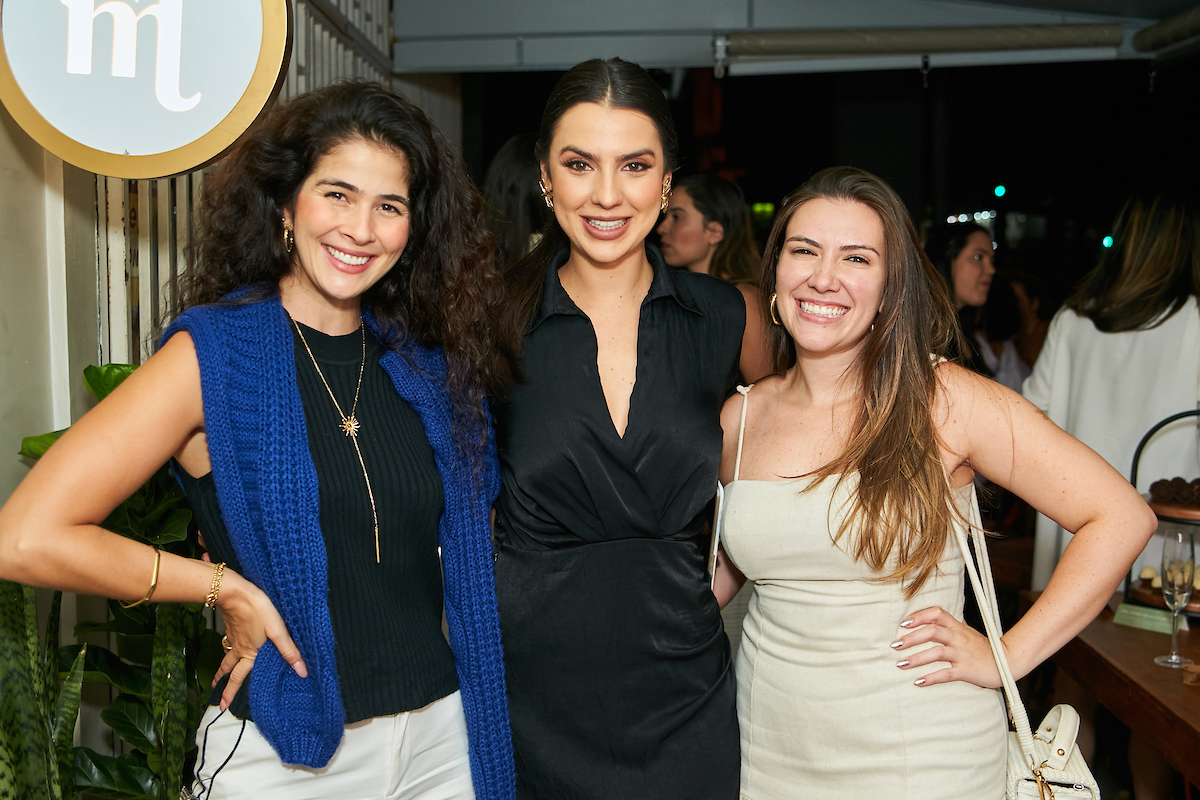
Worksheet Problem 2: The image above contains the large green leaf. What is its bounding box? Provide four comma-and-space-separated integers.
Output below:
0, 581, 56, 800
18, 429, 66, 459
100, 695, 158, 754
53, 646, 87, 800
74, 747, 160, 800
152, 604, 187, 799
58, 645, 152, 699
100, 477, 191, 547
83, 363, 137, 402
44, 591, 63, 712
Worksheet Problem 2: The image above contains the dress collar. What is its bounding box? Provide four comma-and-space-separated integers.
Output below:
530, 242, 703, 332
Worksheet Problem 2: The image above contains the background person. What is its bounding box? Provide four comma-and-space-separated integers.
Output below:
923, 221, 997, 376
657, 172, 772, 382
482, 133, 548, 268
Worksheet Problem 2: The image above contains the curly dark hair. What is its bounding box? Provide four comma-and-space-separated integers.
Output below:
177, 80, 513, 454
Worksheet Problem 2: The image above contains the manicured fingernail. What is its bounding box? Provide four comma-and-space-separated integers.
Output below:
914, 678, 926, 686
219, 699, 228, 710
900, 618, 915, 628
896, 659, 909, 668
890, 640, 904, 649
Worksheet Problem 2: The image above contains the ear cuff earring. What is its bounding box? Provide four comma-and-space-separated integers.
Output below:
768, 293, 781, 325
538, 179, 554, 209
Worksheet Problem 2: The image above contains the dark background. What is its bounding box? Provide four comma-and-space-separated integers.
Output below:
462, 55, 1200, 298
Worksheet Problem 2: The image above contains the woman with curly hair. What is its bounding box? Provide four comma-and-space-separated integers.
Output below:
0, 81, 515, 799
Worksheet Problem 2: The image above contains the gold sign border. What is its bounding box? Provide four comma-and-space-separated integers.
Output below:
0, 0, 292, 179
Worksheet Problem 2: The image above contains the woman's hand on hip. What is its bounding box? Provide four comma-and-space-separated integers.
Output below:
891, 605, 1002, 690
213, 569, 307, 709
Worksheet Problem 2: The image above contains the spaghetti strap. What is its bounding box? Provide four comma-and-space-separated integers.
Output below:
733, 384, 754, 481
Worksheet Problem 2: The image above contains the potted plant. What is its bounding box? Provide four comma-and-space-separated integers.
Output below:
0, 364, 223, 800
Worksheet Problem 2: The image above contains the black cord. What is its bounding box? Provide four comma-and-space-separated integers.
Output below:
190, 707, 247, 798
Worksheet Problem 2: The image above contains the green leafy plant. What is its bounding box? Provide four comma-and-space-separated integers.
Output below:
0, 585, 87, 800
0, 364, 221, 800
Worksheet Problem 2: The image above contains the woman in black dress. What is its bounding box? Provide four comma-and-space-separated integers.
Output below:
493, 58, 743, 798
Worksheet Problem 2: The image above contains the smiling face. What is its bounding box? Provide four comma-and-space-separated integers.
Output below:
774, 198, 887, 363
281, 137, 411, 330
950, 229, 995, 309
541, 102, 668, 270
657, 187, 722, 273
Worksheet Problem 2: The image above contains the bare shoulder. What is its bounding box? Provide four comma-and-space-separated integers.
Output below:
934, 360, 1043, 424
734, 282, 762, 305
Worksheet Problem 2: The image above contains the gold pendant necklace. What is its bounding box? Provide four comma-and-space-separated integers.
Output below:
292, 318, 381, 563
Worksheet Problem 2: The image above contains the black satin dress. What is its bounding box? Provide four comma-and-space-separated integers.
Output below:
493, 246, 743, 799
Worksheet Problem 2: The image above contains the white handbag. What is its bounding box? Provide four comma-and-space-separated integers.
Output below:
954, 517, 1101, 799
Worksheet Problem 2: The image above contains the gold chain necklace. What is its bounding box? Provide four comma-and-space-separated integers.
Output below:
292, 318, 381, 563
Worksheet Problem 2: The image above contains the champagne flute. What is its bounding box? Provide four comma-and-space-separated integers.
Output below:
1155, 529, 1195, 668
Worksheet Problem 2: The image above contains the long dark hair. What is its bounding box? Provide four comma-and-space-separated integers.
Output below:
675, 173, 759, 284
179, 80, 513, 450
760, 166, 964, 597
1066, 183, 1200, 332
482, 133, 548, 268
922, 221, 992, 374
501, 58, 678, 349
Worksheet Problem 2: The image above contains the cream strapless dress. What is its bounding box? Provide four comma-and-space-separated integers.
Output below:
721, 387, 1007, 799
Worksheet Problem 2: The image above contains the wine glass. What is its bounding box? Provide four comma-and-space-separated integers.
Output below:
1155, 529, 1195, 668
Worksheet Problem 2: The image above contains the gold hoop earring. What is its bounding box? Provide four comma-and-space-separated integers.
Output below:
660, 176, 673, 212
538, 178, 554, 209
769, 293, 781, 325
282, 217, 294, 254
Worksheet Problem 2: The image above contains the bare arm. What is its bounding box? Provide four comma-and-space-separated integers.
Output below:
0, 334, 305, 705
896, 364, 1155, 687
713, 392, 750, 605
736, 284, 773, 383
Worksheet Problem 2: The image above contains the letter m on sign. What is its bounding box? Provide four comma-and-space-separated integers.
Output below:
61, 0, 200, 112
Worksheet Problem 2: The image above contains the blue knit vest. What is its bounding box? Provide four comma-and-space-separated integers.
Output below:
164, 295, 515, 797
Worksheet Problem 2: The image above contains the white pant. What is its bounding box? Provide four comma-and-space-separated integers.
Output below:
187, 691, 475, 800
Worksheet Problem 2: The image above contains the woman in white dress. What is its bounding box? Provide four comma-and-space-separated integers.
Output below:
713, 166, 1156, 799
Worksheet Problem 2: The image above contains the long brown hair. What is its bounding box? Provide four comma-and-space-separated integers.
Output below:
1066, 183, 1200, 332
760, 167, 965, 596
675, 173, 759, 284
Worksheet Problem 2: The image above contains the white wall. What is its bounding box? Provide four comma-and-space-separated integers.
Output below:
0, 104, 54, 502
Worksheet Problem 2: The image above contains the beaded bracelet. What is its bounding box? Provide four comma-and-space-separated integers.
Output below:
121, 547, 161, 609
204, 562, 227, 609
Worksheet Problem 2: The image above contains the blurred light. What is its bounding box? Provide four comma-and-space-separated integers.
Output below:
992, 241, 998, 250
1102, 235, 1114, 248
973, 212, 982, 221
994, 185, 1006, 198
988, 210, 997, 219
946, 215, 957, 224
958, 213, 969, 223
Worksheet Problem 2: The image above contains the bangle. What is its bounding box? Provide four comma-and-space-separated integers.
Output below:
121, 548, 161, 609
204, 562, 227, 609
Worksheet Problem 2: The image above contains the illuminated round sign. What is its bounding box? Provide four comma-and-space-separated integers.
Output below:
0, 0, 291, 179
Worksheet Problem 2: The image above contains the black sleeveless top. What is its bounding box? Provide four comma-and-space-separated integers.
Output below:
178, 321, 458, 723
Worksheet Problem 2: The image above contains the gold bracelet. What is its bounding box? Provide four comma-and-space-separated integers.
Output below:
204, 562, 227, 609
121, 547, 161, 609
